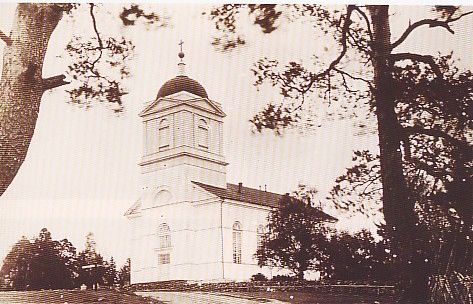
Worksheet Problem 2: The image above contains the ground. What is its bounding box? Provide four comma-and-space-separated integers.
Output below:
0, 290, 394, 304
138, 291, 395, 304
0, 290, 163, 304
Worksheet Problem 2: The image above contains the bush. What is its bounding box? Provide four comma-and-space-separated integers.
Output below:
271, 275, 295, 284
250, 273, 268, 282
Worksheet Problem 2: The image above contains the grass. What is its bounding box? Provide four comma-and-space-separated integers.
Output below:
0, 289, 395, 304
0, 289, 165, 304
218, 290, 395, 304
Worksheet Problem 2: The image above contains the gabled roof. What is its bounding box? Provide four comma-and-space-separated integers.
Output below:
192, 181, 281, 208
192, 181, 337, 222
139, 95, 225, 118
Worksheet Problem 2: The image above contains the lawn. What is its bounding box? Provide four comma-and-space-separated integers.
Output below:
0, 290, 165, 304
223, 290, 394, 304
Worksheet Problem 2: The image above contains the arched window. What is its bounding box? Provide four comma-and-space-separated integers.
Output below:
257, 225, 265, 253
158, 223, 171, 264
152, 190, 172, 208
158, 118, 170, 150
233, 221, 242, 264
159, 223, 171, 249
197, 119, 209, 149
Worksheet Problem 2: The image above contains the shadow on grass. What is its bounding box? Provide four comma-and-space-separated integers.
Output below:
0, 289, 166, 304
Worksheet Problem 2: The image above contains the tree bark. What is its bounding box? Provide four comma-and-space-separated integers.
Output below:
0, 4, 64, 196
367, 6, 429, 303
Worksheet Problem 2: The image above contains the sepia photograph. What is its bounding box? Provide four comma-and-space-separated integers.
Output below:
0, 3, 471, 304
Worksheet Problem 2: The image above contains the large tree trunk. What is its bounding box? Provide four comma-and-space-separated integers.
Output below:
367, 6, 430, 303
0, 4, 65, 196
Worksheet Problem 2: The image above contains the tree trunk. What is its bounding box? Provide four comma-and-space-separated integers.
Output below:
0, 4, 64, 196
367, 6, 429, 303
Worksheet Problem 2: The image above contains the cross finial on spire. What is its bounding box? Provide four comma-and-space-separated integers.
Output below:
178, 40, 185, 62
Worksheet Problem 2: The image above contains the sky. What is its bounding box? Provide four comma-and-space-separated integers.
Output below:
0, 4, 471, 266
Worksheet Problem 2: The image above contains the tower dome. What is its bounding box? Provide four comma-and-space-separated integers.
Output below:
156, 43, 208, 99
156, 75, 208, 99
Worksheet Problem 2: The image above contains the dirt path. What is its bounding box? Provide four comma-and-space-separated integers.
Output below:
137, 291, 290, 304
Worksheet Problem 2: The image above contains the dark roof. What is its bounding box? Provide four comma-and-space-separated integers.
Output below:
192, 181, 337, 222
157, 75, 208, 99
193, 181, 281, 208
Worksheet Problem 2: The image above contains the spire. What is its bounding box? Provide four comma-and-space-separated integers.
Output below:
178, 40, 186, 76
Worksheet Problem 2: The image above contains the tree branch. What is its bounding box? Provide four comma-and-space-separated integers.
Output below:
353, 6, 373, 42
316, 5, 355, 80
389, 53, 443, 79
391, 10, 473, 50
409, 157, 447, 180
89, 3, 103, 68
42, 74, 70, 91
404, 125, 472, 152
0, 29, 12, 46
333, 67, 374, 90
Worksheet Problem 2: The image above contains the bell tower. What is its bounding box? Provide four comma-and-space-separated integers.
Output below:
138, 48, 227, 207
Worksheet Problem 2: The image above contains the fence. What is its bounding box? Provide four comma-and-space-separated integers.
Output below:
131, 281, 395, 296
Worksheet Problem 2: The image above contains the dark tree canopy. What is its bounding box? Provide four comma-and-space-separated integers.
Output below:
0, 228, 77, 290
257, 194, 336, 280
324, 229, 393, 283
0, 229, 130, 291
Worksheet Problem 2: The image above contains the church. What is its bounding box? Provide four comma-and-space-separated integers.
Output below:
125, 51, 330, 284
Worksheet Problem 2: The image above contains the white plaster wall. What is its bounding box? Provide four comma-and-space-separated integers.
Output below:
130, 193, 287, 284
220, 201, 271, 281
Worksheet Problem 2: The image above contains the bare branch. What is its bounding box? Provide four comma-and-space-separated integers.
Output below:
391, 10, 473, 50
353, 6, 373, 42
333, 67, 374, 89
0, 29, 12, 46
389, 53, 443, 79
42, 74, 70, 91
316, 5, 356, 80
89, 3, 103, 68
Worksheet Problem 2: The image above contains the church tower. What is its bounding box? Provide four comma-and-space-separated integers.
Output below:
127, 48, 229, 283
139, 50, 227, 204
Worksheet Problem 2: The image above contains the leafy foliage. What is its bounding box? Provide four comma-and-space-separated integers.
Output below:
257, 191, 393, 282
210, 5, 472, 302
324, 229, 393, 282
0, 229, 131, 291
117, 258, 131, 288
65, 4, 134, 111
328, 150, 382, 220
103, 257, 118, 288
0, 228, 77, 290
119, 4, 169, 28
257, 193, 335, 279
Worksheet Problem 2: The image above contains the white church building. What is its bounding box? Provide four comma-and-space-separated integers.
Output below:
125, 53, 331, 284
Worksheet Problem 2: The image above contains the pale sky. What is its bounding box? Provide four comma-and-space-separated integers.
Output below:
0, 4, 471, 266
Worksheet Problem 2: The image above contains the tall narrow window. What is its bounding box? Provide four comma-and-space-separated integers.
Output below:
158, 223, 171, 265
159, 223, 171, 249
257, 225, 265, 253
158, 118, 170, 150
233, 221, 242, 264
197, 119, 209, 149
